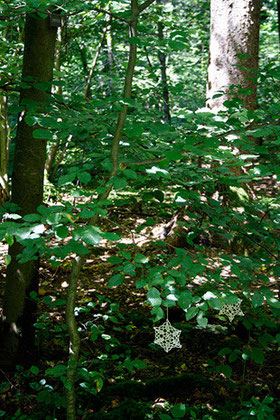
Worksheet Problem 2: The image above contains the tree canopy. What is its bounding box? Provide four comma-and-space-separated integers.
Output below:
0, 1, 279, 419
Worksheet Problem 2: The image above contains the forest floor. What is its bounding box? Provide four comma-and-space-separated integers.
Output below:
0, 196, 280, 419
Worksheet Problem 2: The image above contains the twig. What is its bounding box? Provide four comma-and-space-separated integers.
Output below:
91, 7, 129, 24
0, 368, 19, 390
84, 17, 111, 100
138, 0, 157, 13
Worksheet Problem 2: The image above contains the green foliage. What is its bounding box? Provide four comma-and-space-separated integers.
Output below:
237, 397, 278, 420
1, 0, 280, 419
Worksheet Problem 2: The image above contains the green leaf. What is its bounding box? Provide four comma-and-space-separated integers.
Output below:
58, 172, 76, 187
119, 251, 131, 260
132, 359, 147, 369
110, 177, 127, 190
218, 347, 232, 356
134, 254, 149, 264
151, 306, 165, 321
178, 290, 192, 310
78, 226, 101, 245
45, 364, 66, 378
229, 351, 238, 363
165, 150, 182, 161
4, 255, 11, 265
122, 263, 136, 275
267, 297, 280, 309
185, 306, 199, 321
147, 287, 162, 307
33, 128, 53, 140
152, 190, 164, 202
56, 225, 69, 239
197, 311, 208, 328
122, 169, 137, 179
168, 39, 186, 51
108, 256, 123, 264
171, 404, 186, 418
5, 233, 14, 246
68, 240, 89, 255
159, 415, 172, 420
101, 232, 121, 241
108, 274, 124, 287
216, 365, 232, 379
251, 347, 264, 365
22, 213, 41, 222
60, 376, 72, 390
30, 366, 39, 375
251, 291, 264, 308
77, 171, 91, 184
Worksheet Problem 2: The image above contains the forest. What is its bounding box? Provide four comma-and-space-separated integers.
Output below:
0, 0, 279, 419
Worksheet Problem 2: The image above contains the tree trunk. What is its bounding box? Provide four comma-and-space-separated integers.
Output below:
84, 17, 110, 100
206, 0, 261, 111
45, 26, 64, 175
1, 12, 57, 366
277, 0, 280, 45
158, 21, 171, 123
0, 91, 10, 204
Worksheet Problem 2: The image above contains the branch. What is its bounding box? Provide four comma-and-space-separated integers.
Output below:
138, 0, 156, 13
129, 157, 165, 166
91, 7, 129, 23
84, 18, 111, 100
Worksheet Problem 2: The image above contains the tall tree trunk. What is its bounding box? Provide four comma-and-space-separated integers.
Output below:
84, 17, 110, 100
206, 0, 261, 111
0, 91, 10, 204
277, 0, 280, 45
1, 12, 57, 366
158, 21, 171, 123
45, 26, 64, 176
106, 18, 113, 71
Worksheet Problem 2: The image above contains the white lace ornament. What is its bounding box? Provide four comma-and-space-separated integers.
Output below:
219, 302, 244, 322
153, 319, 182, 353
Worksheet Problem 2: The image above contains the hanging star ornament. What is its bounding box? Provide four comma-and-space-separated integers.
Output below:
219, 302, 244, 322
153, 319, 182, 353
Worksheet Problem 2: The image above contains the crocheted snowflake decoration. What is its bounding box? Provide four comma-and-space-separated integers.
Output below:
219, 302, 244, 322
153, 319, 182, 353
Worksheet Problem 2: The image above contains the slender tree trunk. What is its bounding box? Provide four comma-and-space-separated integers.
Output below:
0, 91, 10, 204
277, 0, 280, 45
206, 0, 261, 111
65, 1, 155, 418
45, 26, 64, 175
84, 17, 111, 100
1, 12, 57, 366
158, 21, 171, 123
49, 135, 72, 181
106, 18, 113, 71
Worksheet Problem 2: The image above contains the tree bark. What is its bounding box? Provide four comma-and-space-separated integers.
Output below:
206, 0, 261, 111
1, 12, 57, 365
45, 26, 64, 175
0, 91, 10, 204
84, 17, 111, 100
158, 21, 171, 123
277, 0, 280, 45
